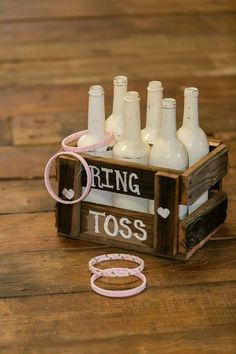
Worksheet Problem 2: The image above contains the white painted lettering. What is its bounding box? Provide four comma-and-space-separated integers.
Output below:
133, 219, 147, 241
104, 215, 119, 237
89, 211, 148, 242
129, 173, 141, 196
101, 167, 114, 189
89, 210, 105, 233
115, 170, 128, 192
119, 217, 132, 239
90, 165, 103, 188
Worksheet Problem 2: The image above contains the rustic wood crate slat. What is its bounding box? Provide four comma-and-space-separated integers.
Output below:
56, 157, 81, 237
180, 142, 228, 205
154, 171, 180, 257
178, 191, 228, 259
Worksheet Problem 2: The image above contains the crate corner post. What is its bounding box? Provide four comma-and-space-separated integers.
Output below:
154, 171, 180, 257
178, 190, 228, 259
56, 155, 82, 239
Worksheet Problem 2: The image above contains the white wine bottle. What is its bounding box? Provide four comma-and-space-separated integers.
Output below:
113, 91, 150, 212
141, 81, 163, 146
77, 85, 113, 206
149, 98, 189, 218
177, 87, 209, 213
105, 75, 128, 142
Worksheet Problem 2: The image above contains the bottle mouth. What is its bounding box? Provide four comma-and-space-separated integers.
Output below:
148, 81, 163, 92
184, 87, 199, 98
113, 75, 128, 86
124, 91, 140, 102
162, 98, 176, 109
89, 85, 104, 96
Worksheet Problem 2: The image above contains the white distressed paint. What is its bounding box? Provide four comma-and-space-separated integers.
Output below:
177, 87, 209, 214
133, 220, 147, 241
104, 214, 119, 237
89, 210, 147, 241
88, 165, 141, 196
157, 207, 170, 219
113, 91, 150, 212
62, 188, 75, 200
105, 75, 128, 142
77, 85, 113, 206
119, 217, 132, 239
89, 210, 106, 233
149, 98, 189, 219
141, 81, 163, 146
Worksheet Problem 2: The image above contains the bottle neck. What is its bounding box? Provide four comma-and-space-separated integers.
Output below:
183, 95, 199, 129
123, 93, 141, 143
146, 89, 162, 130
112, 83, 127, 115
87, 86, 106, 139
161, 106, 176, 140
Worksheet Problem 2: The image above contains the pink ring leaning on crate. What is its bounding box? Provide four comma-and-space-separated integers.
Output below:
44, 130, 115, 205
62, 129, 114, 153
90, 271, 147, 298
89, 253, 145, 277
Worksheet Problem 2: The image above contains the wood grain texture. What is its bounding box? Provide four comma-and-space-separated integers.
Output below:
0, 240, 236, 297
180, 143, 228, 205
0, 53, 235, 87
0, 115, 11, 146
1, 1, 236, 21
178, 191, 228, 255
0, 145, 59, 179
1, 14, 236, 45
1, 327, 236, 354
1, 34, 235, 63
0, 282, 235, 353
154, 172, 180, 256
0, 179, 55, 214
56, 156, 82, 238
0, 211, 106, 254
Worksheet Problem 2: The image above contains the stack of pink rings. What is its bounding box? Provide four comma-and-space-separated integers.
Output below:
88, 253, 146, 297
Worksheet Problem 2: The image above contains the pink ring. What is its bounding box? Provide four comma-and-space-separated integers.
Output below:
44, 129, 115, 204
89, 253, 144, 277
44, 151, 92, 205
90, 272, 146, 298
62, 129, 115, 153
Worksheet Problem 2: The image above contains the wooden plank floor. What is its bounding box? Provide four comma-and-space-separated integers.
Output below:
0, 1, 236, 353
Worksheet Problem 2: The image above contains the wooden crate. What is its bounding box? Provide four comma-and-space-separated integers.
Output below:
56, 139, 228, 260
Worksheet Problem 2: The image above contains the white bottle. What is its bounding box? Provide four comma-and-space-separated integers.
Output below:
177, 87, 209, 213
105, 75, 128, 142
149, 98, 189, 218
113, 91, 150, 212
77, 85, 113, 206
141, 81, 163, 146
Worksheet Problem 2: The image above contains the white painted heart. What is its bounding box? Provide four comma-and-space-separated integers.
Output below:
62, 188, 75, 200
157, 207, 170, 219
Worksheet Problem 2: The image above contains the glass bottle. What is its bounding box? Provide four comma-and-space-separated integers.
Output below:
177, 87, 209, 213
105, 75, 128, 142
113, 91, 150, 212
149, 98, 189, 218
141, 81, 163, 146
77, 85, 113, 205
